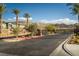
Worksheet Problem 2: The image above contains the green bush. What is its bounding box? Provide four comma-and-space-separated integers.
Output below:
27, 23, 38, 36
13, 26, 20, 38
45, 24, 56, 34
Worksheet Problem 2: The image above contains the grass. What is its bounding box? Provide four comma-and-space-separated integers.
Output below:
0, 33, 14, 37
0, 28, 31, 37
0, 32, 31, 37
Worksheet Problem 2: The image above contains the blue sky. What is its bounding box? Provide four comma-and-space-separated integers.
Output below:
3, 3, 77, 24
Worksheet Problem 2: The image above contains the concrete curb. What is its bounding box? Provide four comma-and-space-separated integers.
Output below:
62, 35, 74, 56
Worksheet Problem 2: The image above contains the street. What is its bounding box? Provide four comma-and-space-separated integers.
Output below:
0, 33, 72, 56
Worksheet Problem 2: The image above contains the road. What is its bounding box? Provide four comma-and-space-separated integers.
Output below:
0, 33, 72, 56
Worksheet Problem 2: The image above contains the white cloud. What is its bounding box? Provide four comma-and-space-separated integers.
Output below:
7, 17, 32, 22
6, 17, 77, 24
37, 18, 77, 24
29, 17, 32, 20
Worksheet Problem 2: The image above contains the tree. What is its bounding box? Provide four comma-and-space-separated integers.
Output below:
28, 23, 37, 36
12, 8, 20, 27
67, 4, 79, 22
0, 4, 6, 33
45, 24, 56, 34
24, 13, 30, 27
12, 26, 20, 39
67, 4, 79, 35
5, 22, 9, 29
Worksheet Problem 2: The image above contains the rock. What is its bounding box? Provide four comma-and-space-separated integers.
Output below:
70, 41, 76, 44
76, 39, 79, 43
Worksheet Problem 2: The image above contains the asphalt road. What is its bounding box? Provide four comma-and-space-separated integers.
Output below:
0, 32, 72, 56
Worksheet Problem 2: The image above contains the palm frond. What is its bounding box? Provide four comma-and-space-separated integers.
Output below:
12, 8, 20, 15
24, 13, 31, 18
0, 4, 6, 14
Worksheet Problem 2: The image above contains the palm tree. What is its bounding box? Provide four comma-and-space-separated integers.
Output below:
24, 13, 30, 27
12, 8, 20, 27
67, 4, 79, 35
0, 4, 5, 33
67, 4, 79, 23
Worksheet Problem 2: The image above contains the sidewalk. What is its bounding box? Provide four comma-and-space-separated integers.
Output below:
65, 44, 79, 56
49, 39, 69, 56
50, 34, 73, 56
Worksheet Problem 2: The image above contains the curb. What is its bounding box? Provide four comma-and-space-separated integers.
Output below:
62, 34, 74, 56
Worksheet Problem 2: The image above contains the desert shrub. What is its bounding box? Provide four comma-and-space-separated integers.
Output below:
12, 26, 20, 39
45, 24, 56, 34
27, 23, 38, 36
74, 24, 79, 36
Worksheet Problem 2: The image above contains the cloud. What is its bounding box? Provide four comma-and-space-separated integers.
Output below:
7, 17, 32, 22
37, 18, 77, 24
6, 17, 77, 24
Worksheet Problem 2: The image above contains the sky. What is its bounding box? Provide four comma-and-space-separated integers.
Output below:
3, 3, 78, 24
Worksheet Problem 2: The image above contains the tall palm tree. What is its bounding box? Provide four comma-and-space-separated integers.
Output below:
24, 13, 30, 27
12, 8, 20, 27
67, 4, 79, 23
67, 4, 79, 35
0, 4, 5, 33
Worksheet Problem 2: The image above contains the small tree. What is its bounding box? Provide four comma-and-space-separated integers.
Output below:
13, 26, 20, 39
5, 22, 9, 29
45, 24, 56, 35
28, 23, 38, 36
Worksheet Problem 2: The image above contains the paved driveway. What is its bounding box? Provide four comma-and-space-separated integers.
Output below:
0, 33, 71, 56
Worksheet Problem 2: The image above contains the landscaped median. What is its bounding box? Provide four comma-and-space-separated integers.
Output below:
0, 35, 44, 43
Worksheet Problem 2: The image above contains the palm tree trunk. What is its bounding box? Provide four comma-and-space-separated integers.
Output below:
40, 29, 42, 36
74, 14, 79, 36
27, 18, 29, 27
16, 34, 18, 40
16, 15, 18, 27
78, 14, 79, 23
0, 14, 2, 34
